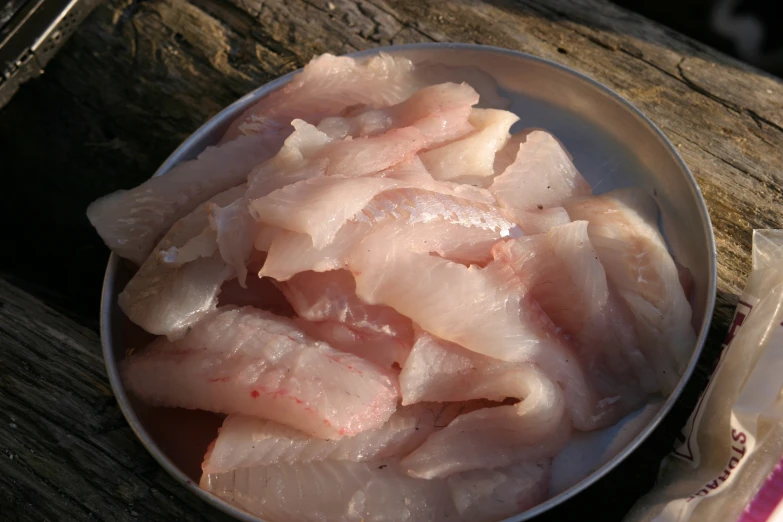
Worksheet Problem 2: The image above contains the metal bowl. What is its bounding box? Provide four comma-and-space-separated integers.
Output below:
100, 43, 717, 521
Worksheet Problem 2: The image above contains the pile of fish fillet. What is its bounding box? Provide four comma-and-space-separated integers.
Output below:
87, 52, 697, 522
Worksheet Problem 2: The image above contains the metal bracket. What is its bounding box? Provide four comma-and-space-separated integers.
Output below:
0, 0, 101, 110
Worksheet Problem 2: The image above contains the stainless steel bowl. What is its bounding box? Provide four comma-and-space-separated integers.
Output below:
100, 43, 717, 521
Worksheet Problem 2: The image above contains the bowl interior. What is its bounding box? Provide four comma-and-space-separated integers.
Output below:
102, 43, 716, 522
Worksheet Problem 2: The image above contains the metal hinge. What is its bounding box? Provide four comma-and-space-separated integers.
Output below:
0, 0, 101, 110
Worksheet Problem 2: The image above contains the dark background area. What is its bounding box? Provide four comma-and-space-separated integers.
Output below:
613, 0, 783, 76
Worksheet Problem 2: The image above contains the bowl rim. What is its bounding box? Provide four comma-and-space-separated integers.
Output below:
100, 41, 718, 522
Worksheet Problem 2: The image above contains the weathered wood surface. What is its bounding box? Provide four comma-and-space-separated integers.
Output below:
0, 278, 234, 522
1, 0, 782, 520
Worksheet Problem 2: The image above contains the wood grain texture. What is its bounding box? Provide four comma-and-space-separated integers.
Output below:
0, 0, 782, 520
0, 278, 234, 522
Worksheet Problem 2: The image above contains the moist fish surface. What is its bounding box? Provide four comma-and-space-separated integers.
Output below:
398, 332, 570, 478
216, 83, 478, 284
260, 186, 514, 281
87, 135, 278, 265
351, 235, 618, 431
221, 52, 507, 144
493, 221, 658, 412
122, 306, 399, 439
118, 185, 246, 339
489, 130, 591, 225
564, 187, 696, 393
202, 402, 466, 473
315, 82, 478, 144
280, 270, 413, 367
420, 108, 519, 184
201, 459, 552, 522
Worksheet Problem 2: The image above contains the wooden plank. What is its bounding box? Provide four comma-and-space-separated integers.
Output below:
0, 278, 234, 521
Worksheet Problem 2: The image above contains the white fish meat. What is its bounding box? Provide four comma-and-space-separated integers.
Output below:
280, 270, 412, 340
220, 53, 417, 143
351, 234, 613, 431
122, 306, 399, 439
492, 128, 574, 176
221, 52, 507, 144
250, 177, 407, 248
349, 234, 550, 363
218, 83, 478, 285
447, 461, 550, 520
510, 206, 572, 235
295, 319, 409, 369
316, 83, 478, 145
260, 187, 514, 281
211, 121, 333, 285
398, 332, 570, 478
87, 135, 278, 265
280, 270, 413, 367
201, 459, 458, 522
117, 185, 246, 338
420, 108, 519, 184
202, 402, 465, 473
380, 157, 498, 206
87, 55, 502, 264
216, 269, 295, 318
414, 61, 511, 111
202, 459, 549, 522
564, 188, 696, 393
489, 130, 591, 220
494, 222, 658, 405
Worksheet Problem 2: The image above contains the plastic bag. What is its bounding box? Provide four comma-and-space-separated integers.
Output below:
625, 229, 783, 522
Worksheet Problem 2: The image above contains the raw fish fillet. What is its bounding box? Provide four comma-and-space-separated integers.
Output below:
202, 403, 464, 473
349, 234, 549, 363
494, 222, 658, 403
316, 83, 478, 144
414, 61, 511, 111
202, 459, 549, 522
122, 306, 399, 439
221, 52, 507, 144
493, 130, 528, 175
280, 270, 413, 367
489, 130, 591, 218
260, 187, 514, 281
295, 320, 409, 369
250, 177, 407, 248
350, 234, 613, 430
510, 206, 571, 235
420, 108, 519, 184
118, 185, 245, 338
492, 129, 574, 176
202, 460, 457, 522
221, 53, 417, 143
217, 274, 295, 318
218, 83, 478, 284
211, 121, 333, 285
281, 270, 412, 339
398, 332, 570, 478
87, 135, 278, 265
564, 188, 696, 393
380, 157, 498, 206
448, 461, 550, 520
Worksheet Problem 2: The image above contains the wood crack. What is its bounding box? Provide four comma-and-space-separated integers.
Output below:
361, 0, 438, 42
676, 60, 742, 115
670, 129, 783, 204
